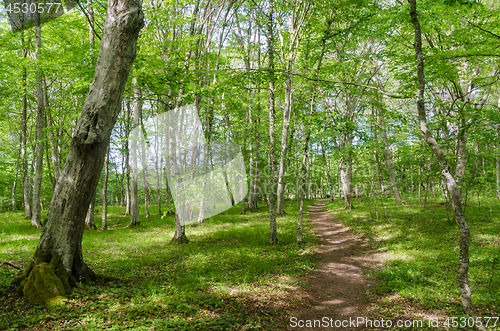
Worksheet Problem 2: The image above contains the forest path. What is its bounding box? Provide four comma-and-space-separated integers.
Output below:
287, 200, 379, 330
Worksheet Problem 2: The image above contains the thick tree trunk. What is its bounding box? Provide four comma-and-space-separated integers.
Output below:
13, 0, 143, 305
409, 2, 484, 327
102, 145, 109, 230
31, 17, 45, 228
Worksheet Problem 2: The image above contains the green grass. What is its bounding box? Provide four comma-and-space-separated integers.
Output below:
326, 192, 500, 330
0, 200, 318, 330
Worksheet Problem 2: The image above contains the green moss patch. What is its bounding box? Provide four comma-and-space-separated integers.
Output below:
23, 263, 67, 306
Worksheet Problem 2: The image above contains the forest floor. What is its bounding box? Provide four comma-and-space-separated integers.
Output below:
287, 200, 379, 330
1, 196, 499, 330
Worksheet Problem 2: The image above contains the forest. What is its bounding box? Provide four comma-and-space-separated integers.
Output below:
0, 0, 499, 329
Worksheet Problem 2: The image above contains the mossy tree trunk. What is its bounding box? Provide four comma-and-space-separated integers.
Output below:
13, 0, 144, 305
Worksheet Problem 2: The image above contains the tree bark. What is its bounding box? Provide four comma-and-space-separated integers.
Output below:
102, 144, 109, 230
12, 149, 21, 211
85, 191, 97, 230
31, 15, 45, 228
276, 2, 309, 215
129, 78, 141, 227
379, 108, 402, 202
21, 32, 32, 220
267, 0, 278, 245
125, 101, 131, 215
13, 0, 143, 305
409, 1, 484, 327
321, 144, 334, 201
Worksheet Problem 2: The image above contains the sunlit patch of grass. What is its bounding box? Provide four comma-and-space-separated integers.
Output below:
326, 192, 500, 322
0, 200, 318, 330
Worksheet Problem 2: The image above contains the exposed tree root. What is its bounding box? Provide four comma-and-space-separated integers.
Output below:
0, 262, 21, 270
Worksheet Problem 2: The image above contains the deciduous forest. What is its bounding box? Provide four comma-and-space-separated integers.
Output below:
0, 0, 499, 329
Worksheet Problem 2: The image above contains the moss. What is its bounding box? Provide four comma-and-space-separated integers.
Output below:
171, 234, 189, 244
23, 262, 67, 306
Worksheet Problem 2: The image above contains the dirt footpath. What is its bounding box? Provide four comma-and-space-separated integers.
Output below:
287, 201, 379, 330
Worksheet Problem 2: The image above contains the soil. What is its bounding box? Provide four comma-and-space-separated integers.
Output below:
287, 200, 381, 330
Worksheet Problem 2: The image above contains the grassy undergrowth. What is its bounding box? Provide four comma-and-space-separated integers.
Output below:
326, 192, 500, 330
0, 200, 317, 330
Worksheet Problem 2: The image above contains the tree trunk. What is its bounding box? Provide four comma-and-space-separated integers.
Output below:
156, 118, 163, 215
102, 144, 109, 230
409, 2, 484, 327
88, 0, 94, 46
379, 108, 402, 202
129, 78, 141, 227
321, 144, 334, 201
171, 212, 188, 244
31, 15, 45, 228
297, 126, 310, 243
85, 191, 97, 230
21, 32, 31, 220
340, 149, 353, 210
12, 149, 20, 211
276, 77, 293, 215
125, 101, 131, 215
13, 0, 143, 305
267, 0, 278, 245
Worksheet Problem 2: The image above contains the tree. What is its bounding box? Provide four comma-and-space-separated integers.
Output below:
31, 13, 45, 228
408, 0, 485, 327
13, 0, 144, 305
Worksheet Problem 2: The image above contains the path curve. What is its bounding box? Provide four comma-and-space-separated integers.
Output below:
287, 201, 378, 330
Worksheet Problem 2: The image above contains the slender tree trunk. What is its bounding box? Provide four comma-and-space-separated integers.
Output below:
276, 77, 293, 215
125, 102, 131, 215
31, 15, 45, 228
21, 32, 31, 220
171, 212, 188, 244
379, 108, 402, 202
85, 191, 97, 230
88, 0, 94, 46
137, 79, 150, 219
267, 0, 278, 245
340, 148, 353, 210
102, 145, 109, 230
297, 126, 311, 243
12, 149, 21, 211
129, 78, 141, 227
13, 0, 143, 305
321, 144, 334, 201
156, 117, 163, 215
409, 2, 484, 327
